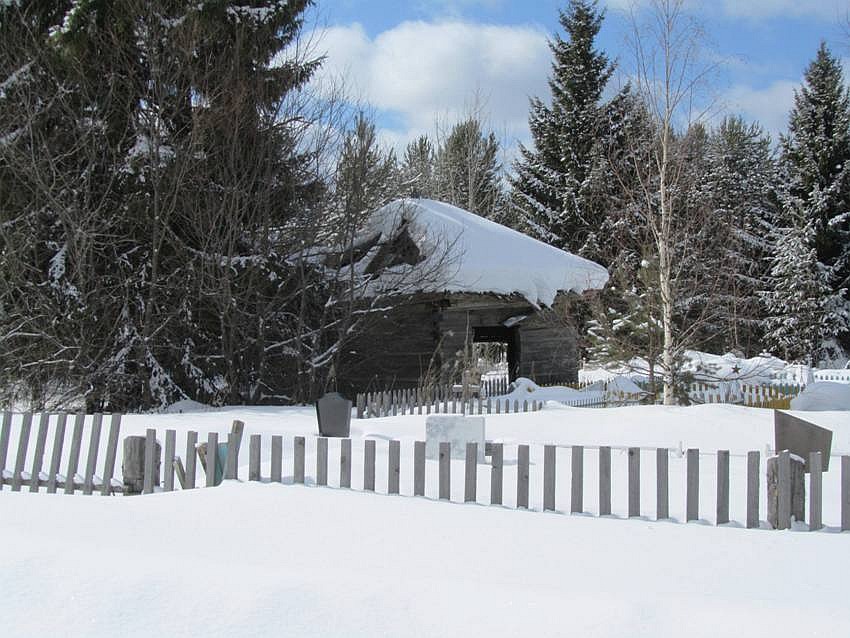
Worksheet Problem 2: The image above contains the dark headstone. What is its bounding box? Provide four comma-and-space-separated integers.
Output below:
774, 410, 833, 471
316, 392, 352, 437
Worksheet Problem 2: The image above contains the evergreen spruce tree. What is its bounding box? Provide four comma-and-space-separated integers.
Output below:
434, 117, 504, 220
699, 117, 776, 355
776, 42, 850, 353
400, 135, 436, 199
509, 0, 617, 257
761, 211, 849, 363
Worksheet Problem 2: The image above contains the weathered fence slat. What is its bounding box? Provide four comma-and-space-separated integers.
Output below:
490, 442, 504, 505
64, 414, 85, 495
747, 451, 759, 529
185, 431, 198, 490
205, 432, 218, 488
249, 434, 261, 482
364, 439, 376, 491
0, 412, 11, 490
543, 445, 556, 511
294, 436, 306, 485
656, 448, 669, 520
29, 413, 50, 493
686, 448, 699, 522
224, 420, 244, 481
842, 456, 850, 531
439, 441, 451, 500
809, 452, 822, 531
47, 413, 68, 494
628, 447, 640, 517
599, 446, 611, 516
340, 439, 352, 488
464, 442, 477, 502
271, 435, 282, 483
716, 450, 730, 524
388, 440, 400, 495
12, 412, 33, 492
414, 440, 425, 496
83, 413, 103, 495
517, 444, 530, 509
778, 449, 791, 530
164, 429, 176, 492
571, 445, 584, 513
317, 437, 328, 487
100, 414, 122, 496
143, 428, 156, 494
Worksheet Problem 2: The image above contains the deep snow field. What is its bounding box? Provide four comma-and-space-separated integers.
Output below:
1, 403, 849, 637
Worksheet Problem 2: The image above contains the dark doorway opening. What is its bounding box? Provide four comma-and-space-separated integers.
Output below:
472, 326, 519, 381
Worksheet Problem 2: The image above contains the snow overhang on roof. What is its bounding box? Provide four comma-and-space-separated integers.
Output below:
357, 198, 609, 308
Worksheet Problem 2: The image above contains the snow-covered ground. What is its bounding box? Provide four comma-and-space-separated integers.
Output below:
1, 403, 849, 637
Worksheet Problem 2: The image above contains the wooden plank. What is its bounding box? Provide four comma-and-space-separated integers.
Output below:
543, 444, 556, 511
517, 444, 529, 509
205, 432, 218, 488
716, 450, 730, 525
174, 457, 187, 489
11, 412, 33, 492
439, 441, 451, 500
414, 440, 426, 496
249, 434, 261, 481
686, 448, 699, 522
746, 451, 760, 529
28, 412, 50, 493
778, 449, 791, 530
628, 447, 640, 517
809, 451, 822, 531
163, 429, 176, 492
46, 413, 68, 494
842, 456, 850, 531
0, 412, 11, 490
185, 431, 198, 489
363, 439, 376, 491
388, 440, 400, 494
143, 428, 156, 494
64, 414, 85, 494
224, 420, 244, 481
83, 413, 103, 495
100, 414, 122, 496
599, 446, 611, 516
317, 437, 329, 487
656, 448, 669, 520
491, 442, 504, 505
294, 436, 306, 484
340, 438, 352, 488
464, 442, 477, 502
571, 445, 583, 513
271, 435, 283, 483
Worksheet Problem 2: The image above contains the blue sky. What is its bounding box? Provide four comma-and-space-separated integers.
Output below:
306, 0, 850, 155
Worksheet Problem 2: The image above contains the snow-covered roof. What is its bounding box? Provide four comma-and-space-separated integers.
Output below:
359, 198, 609, 307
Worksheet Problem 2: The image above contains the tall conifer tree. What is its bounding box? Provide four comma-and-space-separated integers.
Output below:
509, 0, 616, 257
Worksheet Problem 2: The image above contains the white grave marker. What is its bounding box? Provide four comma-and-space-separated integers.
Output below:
425, 415, 485, 463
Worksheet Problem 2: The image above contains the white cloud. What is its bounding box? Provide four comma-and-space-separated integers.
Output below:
723, 80, 797, 138
312, 20, 551, 152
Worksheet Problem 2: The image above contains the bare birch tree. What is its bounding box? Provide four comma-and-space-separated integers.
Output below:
625, 0, 719, 404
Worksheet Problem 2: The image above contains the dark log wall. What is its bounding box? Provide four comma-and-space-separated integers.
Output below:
337, 292, 580, 394
338, 298, 442, 394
